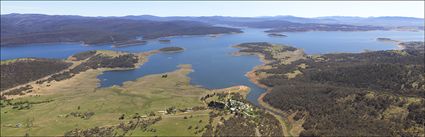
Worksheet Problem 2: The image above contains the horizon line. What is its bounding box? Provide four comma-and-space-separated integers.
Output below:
1, 13, 424, 19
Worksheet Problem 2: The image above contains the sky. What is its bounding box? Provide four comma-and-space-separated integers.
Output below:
1, 1, 424, 18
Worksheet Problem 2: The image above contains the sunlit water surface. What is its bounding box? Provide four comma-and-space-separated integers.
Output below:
2, 28, 423, 105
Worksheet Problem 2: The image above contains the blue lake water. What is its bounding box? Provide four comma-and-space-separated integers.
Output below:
1, 28, 424, 106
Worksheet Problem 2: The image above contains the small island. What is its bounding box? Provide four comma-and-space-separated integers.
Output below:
159, 47, 184, 52
158, 39, 171, 43
209, 34, 221, 37
112, 40, 147, 48
376, 38, 399, 42
267, 33, 287, 37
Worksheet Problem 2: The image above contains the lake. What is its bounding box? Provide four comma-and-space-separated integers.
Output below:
1, 28, 423, 105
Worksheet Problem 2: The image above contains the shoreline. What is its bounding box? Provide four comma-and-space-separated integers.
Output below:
265, 28, 425, 33
243, 53, 270, 89
1, 50, 158, 99
0, 32, 243, 48
237, 50, 293, 136
244, 53, 297, 137
237, 45, 307, 136
375, 38, 407, 50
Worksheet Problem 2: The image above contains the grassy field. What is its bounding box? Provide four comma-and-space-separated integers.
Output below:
1, 50, 275, 136
131, 110, 211, 136
0, 64, 219, 136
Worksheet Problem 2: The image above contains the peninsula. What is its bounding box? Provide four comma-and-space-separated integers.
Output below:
1, 50, 283, 136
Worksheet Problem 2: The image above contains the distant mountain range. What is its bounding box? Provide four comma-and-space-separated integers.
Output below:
116, 15, 425, 32
1, 14, 423, 46
1, 14, 242, 46
122, 15, 424, 27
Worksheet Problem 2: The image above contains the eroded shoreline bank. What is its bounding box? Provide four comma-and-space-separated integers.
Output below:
234, 43, 306, 136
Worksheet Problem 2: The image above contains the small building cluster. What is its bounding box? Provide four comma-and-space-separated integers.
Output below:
226, 99, 255, 116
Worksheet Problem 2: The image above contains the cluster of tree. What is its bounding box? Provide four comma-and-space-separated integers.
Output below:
1, 85, 33, 96
318, 48, 424, 65
159, 47, 184, 52
236, 42, 297, 61
69, 112, 95, 120
38, 53, 138, 84
214, 114, 256, 136
70, 50, 97, 61
191, 106, 207, 111
1, 99, 53, 110
263, 80, 424, 136
1, 59, 72, 91
1, 14, 242, 46
186, 119, 206, 135
406, 101, 425, 127
255, 111, 283, 136
64, 115, 162, 136
238, 42, 425, 136
116, 116, 161, 135
166, 106, 177, 114
207, 101, 225, 109
79, 54, 138, 69
265, 84, 382, 136
260, 47, 425, 97
202, 124, 214, 136
307, 63, 424, 95
64, 127, 115, 137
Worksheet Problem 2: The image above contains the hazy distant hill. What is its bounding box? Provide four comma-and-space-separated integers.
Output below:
2, 14, 422, 46
220, 20, 386, 32
122, 16, 390, 32
123, 15, 424, 28
315, 16, 425, 27
261, 16, 424, 27
1, 14, 242, 46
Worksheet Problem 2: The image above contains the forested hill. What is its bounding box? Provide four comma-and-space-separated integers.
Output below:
0, 14, 242, 46
237, 42, 425, 136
